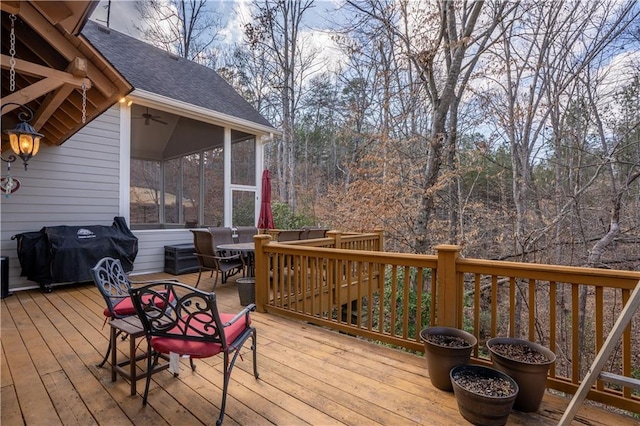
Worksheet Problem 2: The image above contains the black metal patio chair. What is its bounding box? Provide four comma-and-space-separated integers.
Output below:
129, 281, 258, 425
90, 257, 175, 367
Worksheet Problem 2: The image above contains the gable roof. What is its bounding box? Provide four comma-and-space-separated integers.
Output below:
1, 1, 132, 147
81, 20, 274, 130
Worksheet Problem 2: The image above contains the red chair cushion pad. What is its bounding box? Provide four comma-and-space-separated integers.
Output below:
150, 313, 250, 358
104, 292, 172, 317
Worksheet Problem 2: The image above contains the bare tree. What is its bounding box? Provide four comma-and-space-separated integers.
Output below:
218, 45, 278, 123
342, 0, 513, 253
473, 0, 638, 343
244, 0, 317, 211
478, 1, 638, 261
135, 0, 223, 65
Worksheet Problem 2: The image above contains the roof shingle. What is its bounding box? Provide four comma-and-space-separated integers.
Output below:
82, 20, 274, 129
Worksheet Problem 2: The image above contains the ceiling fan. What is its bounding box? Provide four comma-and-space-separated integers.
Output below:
134, 107, 168, 125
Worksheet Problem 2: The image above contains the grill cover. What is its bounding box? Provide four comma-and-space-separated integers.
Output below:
14, 217, 138, 285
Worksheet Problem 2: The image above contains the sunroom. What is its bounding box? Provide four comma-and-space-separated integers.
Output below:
126, 98, 268, 231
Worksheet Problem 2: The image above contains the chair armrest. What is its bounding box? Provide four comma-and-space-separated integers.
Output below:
216, 253, 246, 267
129, 279, 181, 288
214, 253, 243, 261
128, 271, 180, 285
223, 303, 256, 327
195, 252, 243, 262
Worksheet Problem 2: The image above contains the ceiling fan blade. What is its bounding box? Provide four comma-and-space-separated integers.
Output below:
153, 118, 168, 125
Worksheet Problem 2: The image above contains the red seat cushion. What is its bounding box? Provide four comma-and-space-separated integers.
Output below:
150, 313, 250, 358
103, 292, 172, 318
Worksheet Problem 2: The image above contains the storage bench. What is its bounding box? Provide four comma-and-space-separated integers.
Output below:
164, 244, 199, 275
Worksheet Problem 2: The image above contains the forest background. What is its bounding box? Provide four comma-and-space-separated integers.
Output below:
93, 0, 640, 271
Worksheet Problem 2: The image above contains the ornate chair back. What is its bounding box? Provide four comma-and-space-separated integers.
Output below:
129, 281, 258, 424
91, 257, 134, 319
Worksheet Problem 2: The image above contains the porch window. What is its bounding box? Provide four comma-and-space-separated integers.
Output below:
128, 104, 258, 229
230, 136, 257, 226
163, 157, 180, 224
130, 159, 161, 224
182, 153, 201, 224
203, 147, 224, 226
231, 136, 256, 185
232, 190, 256, 226
163, 154, 201, 225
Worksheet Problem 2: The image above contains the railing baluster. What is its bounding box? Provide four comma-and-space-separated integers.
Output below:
549, 281, 557, 378
622, 288, 632, 399
529, 279, 536, 341
473, 273, 481, 357
390, 265, 398, 337
509, 277, 516, 337
366, 262, 374, 332
596, 286, 604, 392
403, 265, 410, 339
491, 275, 498, 337
430, 267, 437, 327
572, 284, 580, 384
415, 267, 423, 343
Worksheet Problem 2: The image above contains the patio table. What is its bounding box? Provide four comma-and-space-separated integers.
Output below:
217, 242, 256, 277
109, 316, 169, 395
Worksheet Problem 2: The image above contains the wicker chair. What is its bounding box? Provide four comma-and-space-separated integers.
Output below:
276, 229, 302, 242
303, 227, 329, 239
191, 229, 244, 288
236, 226, 258, 243
208, 226, 235, 245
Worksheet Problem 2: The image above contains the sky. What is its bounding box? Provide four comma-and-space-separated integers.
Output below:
90, 1, 344, 48
90, 0, 346, 71
92, 0, 238, 42
89, 0, 639, 115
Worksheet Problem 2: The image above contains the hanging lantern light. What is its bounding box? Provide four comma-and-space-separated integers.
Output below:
2, 103, 44, 170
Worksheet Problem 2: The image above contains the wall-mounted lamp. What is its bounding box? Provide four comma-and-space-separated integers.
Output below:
1, 103, 44, 170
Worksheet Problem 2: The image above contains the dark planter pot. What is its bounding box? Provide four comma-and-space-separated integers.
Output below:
236, 277, 256, 306
450, 365, 519, 426
486, 337, 556, 412
420, 326, 477, 391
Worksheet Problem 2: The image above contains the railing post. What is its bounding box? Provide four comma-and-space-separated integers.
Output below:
435, 244, 463, 328
254, 234, 272, 313
374, 227, 384, 251
327, 230, 341, 249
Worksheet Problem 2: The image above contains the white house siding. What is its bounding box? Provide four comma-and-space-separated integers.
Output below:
131, 229, 193, 275
0, 106, 122, 292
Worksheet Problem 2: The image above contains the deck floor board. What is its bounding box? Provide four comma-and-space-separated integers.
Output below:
2, 271, 638, 426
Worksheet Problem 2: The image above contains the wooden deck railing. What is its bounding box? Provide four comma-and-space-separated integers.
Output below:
253, 234, 640, 413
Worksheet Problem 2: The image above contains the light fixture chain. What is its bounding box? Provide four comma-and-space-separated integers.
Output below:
9, 14, 16, 92
81, 82, 87, 123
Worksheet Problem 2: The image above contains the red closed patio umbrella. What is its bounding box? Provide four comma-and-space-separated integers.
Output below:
257, 169, 274, 229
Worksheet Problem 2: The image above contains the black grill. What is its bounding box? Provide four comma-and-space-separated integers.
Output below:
12, 217, 138, 292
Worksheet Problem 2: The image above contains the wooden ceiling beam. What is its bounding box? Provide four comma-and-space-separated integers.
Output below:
32, 85, 74, 131
1, 54, 91, 89
0, 1, 20, 15
1, 76, 66, 109
15, 2, 117, 97
31, 57, 89, 130
30, 1, 73, 27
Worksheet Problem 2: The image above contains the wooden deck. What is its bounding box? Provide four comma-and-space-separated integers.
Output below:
1, 271, 637, 426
